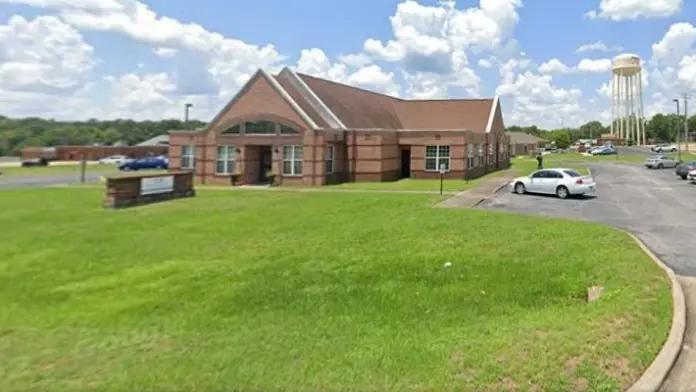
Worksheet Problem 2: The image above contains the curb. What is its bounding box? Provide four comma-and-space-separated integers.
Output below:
471, 179, 512, 208
625, 232, 686, 392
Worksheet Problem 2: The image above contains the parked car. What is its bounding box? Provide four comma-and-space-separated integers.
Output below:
675, 161, 696, 179
591, 146, 616, 155
652, 143, 678, 153
98, 155, 130, 165
645, 155, 679, 169
509, 168, 596, 199
688, 167, 696, 182
21, 158, 49, 167
118, 156, 168, 171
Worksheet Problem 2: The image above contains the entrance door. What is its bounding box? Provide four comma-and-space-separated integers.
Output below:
400, 149, 411, 178
258, 146, 273, 183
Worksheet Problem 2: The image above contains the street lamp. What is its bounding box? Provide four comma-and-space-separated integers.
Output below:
674, 99, 681, 161
184, 103, 193, 123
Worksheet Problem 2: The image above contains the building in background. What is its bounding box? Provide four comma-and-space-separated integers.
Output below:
168, 67, 510, 186
507, 132, 548, 156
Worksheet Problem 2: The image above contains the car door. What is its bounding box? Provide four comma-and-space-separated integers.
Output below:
529, 170, 549, 193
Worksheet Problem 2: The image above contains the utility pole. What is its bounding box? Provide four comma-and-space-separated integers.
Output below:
683, 93, 691, 153
674, 99, 681, 161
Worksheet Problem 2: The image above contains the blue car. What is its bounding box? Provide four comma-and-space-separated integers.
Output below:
118, 156, 169, 171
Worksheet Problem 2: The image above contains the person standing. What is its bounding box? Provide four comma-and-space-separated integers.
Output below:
536, 153, 543, 170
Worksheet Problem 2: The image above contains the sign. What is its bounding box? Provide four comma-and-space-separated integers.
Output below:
140, 176, 174, 195
439, 163, 448, 174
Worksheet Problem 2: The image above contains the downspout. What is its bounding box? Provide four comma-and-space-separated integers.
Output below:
201, 133, 207, 184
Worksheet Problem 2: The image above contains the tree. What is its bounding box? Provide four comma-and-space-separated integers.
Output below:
548, 130, 571, 149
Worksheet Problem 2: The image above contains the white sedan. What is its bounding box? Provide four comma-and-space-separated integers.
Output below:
98, 155, 130, 165
509, 168, 596, 199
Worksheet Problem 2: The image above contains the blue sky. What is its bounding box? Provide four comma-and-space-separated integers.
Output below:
0, 0, 694, 128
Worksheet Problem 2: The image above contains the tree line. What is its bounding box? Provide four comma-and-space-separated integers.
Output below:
508, 113, 696, 149
1, 111, 695, 156
0, 115, 206, 156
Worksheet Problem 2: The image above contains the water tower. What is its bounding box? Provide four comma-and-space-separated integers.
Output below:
611, 54, 646, 145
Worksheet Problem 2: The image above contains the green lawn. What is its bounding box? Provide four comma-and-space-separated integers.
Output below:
0, 189, 670, 391
328, 168, 511, 192
510, 157, 591, 176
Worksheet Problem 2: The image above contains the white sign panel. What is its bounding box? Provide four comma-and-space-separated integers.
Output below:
439, 164, 448, 174
140, 176, 174, 195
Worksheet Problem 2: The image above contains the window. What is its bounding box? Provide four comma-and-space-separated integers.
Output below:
425, 145, 450, 171
221, 124, 241, 134
325, 145, 335, 174
245, 121, 276, 134
477, 145, 484, 166
181, 145, 195, 169
488, 144, 494, 164
283, 145, 303, 176
280, 125, 299, 134
531, 170, 547, 178
563, 170, 582, 177
467, 144, 474, 169
216, 146, 236, 174
499, 143, 505, 160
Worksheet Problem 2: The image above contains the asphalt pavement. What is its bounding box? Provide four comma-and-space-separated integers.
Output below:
0, 173, 105, 189
479, 162, 696, 276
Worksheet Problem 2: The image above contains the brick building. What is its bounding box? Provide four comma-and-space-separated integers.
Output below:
168, 67, 510, 186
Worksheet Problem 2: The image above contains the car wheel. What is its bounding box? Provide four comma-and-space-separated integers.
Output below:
556, 185, 569, 199
672, 148, 677, 152
514, 182, 526, 194
657, 163, 664, 169
681, 175, 688, 180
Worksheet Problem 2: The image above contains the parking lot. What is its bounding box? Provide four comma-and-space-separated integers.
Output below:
479, 162, 696, 276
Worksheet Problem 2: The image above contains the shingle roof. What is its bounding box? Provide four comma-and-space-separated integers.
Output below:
294, 72, 495, 132
506, 132, 548, 144
274, 76, 330, 128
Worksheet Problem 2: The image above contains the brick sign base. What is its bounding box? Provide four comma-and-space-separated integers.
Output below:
104, 171, 195, 209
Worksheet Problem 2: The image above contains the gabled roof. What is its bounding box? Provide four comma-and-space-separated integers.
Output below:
506, 132, 548, 144
289, 69, 498, 132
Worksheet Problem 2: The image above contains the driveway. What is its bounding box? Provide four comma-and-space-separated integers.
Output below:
479, 162, 696, 276
478, 162, 696, 390
0, 173, 106, 189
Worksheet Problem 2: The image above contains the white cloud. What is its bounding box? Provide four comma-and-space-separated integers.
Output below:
576, 41, 623, 53
678, 55, 696, 90
0, 15, 96, 91
585, 0, 683, 21
539, 58, 571, 74
651, 22, 696, 66
577, 58, 613, 73
154, 47, 177, 58
478, 58, 493, 68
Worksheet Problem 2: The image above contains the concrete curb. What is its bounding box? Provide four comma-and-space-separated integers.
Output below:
471, 179, 511, 208
625, 232, 686, 392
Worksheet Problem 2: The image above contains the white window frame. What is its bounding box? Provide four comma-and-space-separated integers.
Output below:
283, 145, 303, 176
425, 145, 451, 172
477, 145, 484, 166
325, 145, 335, 174
181, 145, 195, 169
215, 145, 236, 174
467, 144, 474, 169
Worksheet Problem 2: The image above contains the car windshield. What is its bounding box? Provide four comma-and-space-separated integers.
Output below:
563, 170, 582, 177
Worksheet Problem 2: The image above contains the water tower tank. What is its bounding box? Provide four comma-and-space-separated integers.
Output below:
612, 54, 641, 77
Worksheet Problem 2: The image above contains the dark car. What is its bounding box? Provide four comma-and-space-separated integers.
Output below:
675, 161, 696, 180
118, 156, 168, 171
21, 158, 49, 167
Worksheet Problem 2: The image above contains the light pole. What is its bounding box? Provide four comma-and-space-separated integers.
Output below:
184, 103, 193, 123
674, 99, 681, 161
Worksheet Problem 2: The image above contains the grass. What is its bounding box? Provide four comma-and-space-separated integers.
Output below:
510, 157, 590, 176
328, 168, 512, 192
0, 188, 671, 391
531, 151, 696, 164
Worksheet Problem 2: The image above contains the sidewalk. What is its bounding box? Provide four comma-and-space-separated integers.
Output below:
660, 276, 696, 391
435, 172, 517, 208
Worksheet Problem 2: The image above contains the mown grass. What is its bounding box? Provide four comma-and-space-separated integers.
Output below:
328, 168, 512, 192
510, 157, 590, 176
0, 189, 671, 392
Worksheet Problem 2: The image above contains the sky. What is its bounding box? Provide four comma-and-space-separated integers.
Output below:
0, 0, 694, 128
